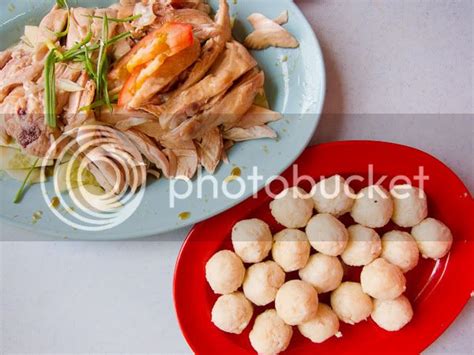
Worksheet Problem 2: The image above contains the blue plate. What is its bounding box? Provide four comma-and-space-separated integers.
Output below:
0, 0, 325, 240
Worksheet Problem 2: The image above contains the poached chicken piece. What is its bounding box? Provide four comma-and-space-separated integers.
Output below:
244, 11, 299, 50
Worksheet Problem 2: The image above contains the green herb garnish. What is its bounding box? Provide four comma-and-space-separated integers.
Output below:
55, 10, 71, 38
56, 0, 69, 9
79, 93, 118, 112
84, 14, 142, 23
44, 49, 57, 128
95, 13, 108, 103
13, 158, 40, 203
62, 30, 93, 60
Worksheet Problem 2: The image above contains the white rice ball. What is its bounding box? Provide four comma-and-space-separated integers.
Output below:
311, 175, 355, 217
305, 213, 349, 256
330, 282, 373, 324
411, 218, 453, 260
371, 295, 414, 331
211, 292, 253, 334
390, 184, 428, 227
205, 250, 245, 294
275, 280, 319, 326
270, 187, 314, 228
341, 224, 382, 266
232, 218, 272, 263
242, 261, 285, 306
298, 253, 343, 293
360, 258, 406, 300
249, 309, 293, 354
298, 303, 340, 343
381, 231, 419, 273
351, 185, 394, 228
272, 229, 311, 272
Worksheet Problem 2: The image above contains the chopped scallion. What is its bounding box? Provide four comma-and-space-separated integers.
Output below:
44, 49, 57, 128
13, 158, 40, 203
83, 13, 142, 23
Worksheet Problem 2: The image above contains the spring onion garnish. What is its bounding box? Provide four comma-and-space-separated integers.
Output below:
42, 12, 133, 122
96, 13, 108, 103
13, 158, 40, 203
105, 31, 133, 46
56, 0, 69, 9
62, 30, 93, 60
84, 14, 142, 23
82, 46, 96, 80
44, 49, 57, 128
93, 13, 114, 111
55, 10, 71, 38
79, 94, 118, 112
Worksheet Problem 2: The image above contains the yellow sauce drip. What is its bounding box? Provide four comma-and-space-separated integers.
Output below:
179, 212, 191, 220
50, 196, 60, 209
231, 167, 241, 177
225, 167, 242, 183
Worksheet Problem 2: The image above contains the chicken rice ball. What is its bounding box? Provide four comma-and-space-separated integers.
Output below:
341, 224, 382, 266
390, 184, 428, 227
311, 175, 355, 217
360, 258, 406, 300
330, 282, 373, 324
249, 309, 293, 354
411, 217, 453, 260
243, 261, 285, 306
205, 250, 245, 294
211, 292, 253, 334
270, 187, 314, 228
275, 280, 319, 326
351, 185, 394, 228
381, 231, 419, 273
305, 213, 349, 256
272, 229, 311, 272
231, 218, 273, 263
298, 303, 340, 343
371, 295, 414, 331
298, 253, 343, 293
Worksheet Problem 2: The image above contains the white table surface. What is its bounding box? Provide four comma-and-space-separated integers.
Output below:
1, 0, 473, 353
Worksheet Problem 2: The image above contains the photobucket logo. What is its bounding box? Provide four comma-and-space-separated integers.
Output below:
40, 125, 147, 231
168, 164, 429, 207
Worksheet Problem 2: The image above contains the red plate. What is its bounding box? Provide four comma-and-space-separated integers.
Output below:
173, 141, 473, 354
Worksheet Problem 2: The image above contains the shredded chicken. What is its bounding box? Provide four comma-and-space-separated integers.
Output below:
196, 127, 223, 174
129, 39, 201, 108
0, 0, 288, 194
67, 8, 95, 49
1, 84, 57, 157
124, 129, 171, 177
223, 125, 277, 142
64, 72, 96, 130
244, 12, 299, 50
0, 48, 43, 103
225, 105, 282, 130
157, 41, 257, 129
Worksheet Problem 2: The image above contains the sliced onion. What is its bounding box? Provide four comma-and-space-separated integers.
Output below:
57, 79, 85, 92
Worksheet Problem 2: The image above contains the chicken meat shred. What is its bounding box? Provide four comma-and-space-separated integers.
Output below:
196, 127, 223, 174
158, 41, 257, 129
0, 48, 43, 103
244, 12, 299, 50
1, 84, 57, 157
223, 125, 277, 142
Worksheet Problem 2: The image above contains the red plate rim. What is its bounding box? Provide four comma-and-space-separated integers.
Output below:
173, 141, 474, 354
